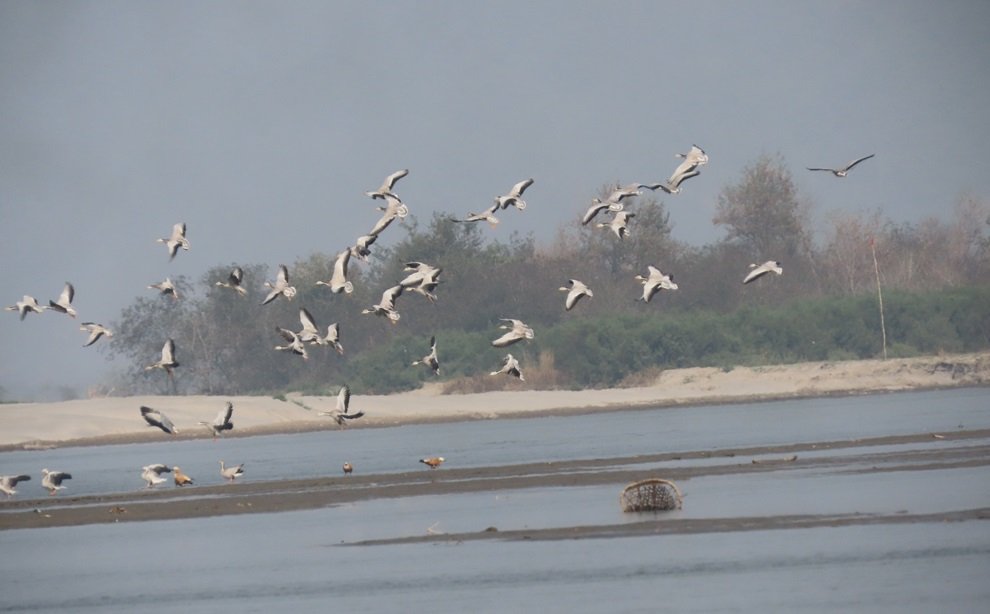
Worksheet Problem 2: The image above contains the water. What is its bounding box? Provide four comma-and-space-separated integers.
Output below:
1, 388, 989, 612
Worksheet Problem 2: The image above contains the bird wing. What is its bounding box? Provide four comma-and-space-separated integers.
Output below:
510, 178, 534, 197
275, 326, 299, 343
162, 339, 176, 363
381, 285, 404, 308
582, 201, 610, 225
805, 167, 834, 173
229, 267, 243, 285
843, 154, 875, 171
218, 401, 234, 427
277, 264, 290, 285
60, 283, 74, 305
299, 308, 319, 335
383, 168, 409, 190
742, 264, 769, 284
145, 464, 171, 475
337, 385, 351, 413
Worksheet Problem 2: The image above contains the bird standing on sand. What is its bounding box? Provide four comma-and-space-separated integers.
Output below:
157, 222, 190, 260
411, 336, 440, 375
0, 474, 31, 497
47, 282, 76, 318
219, 460, 245, 482
742, 260, 783, 284
141, 464, 172, 488
420, 457, 445, 469
807, 154, 874, 177
173, 466, 194, 486
262, 265, 297, 305
199, 401, 234, 440
342, 462, 353, 475
141, 405, 178, 434
5, 295, 46, 320
41, 469, 72, 496
80, 322, 113, 347
215, 267, 247, 296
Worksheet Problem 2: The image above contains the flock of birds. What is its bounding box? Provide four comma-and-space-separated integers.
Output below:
2, 149, 874, 498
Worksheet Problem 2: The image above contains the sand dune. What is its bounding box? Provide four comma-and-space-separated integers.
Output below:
1, 352, 987, 450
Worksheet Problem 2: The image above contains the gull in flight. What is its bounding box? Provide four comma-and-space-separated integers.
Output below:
47, 282, 76, 318
215, 267, 247, 296
41, 469, 72, 496
582, 183, 661, 225
141, 405, 178, 434
494, 178, 534, 211
454, 202, 500, 227
262, 264, 297, 305
366, 194, 409, 237
635, 266, 679, 303
199, 401, 234, 440
658, 145, 707, 194
141, 464, 172, 489
400, 261, 443, 302
316, 249, 354, 294
296, 308, 343, 352
80, 322, 113, 347
491, 318, 535, 347
597, 210, 635, 239
319, 385, 365, 426
274, 326, 309, 360
361, 284, 403, 323
742, 260, 783, 284
145, 339, 179, 378
157, 222, 190, 260
0, 474, 31, 498
219, 460, 245, 482
5, 295, 46, 320
366, 168, 409, 200
559, 279, 593, 311
807, 154, 875, 177
148, 278, 180, 300
411, 335, 440, 375
491, 353, 525, 381
350, 233, 378, 262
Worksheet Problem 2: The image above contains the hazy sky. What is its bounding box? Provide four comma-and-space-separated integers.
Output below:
2, 1, 988, 399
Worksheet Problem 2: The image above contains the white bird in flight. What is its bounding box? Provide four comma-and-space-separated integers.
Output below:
47, 282, 76, 318
490, 353, 524, 381
41, 469, 72, 496
807, 154, 875, 177
262, 265, 297, 305
0, 474, 31, 498
494, 178, 534, 211
361, 285, 403, 323
365, 169, 409, 200
157, 222, 190, 260
141, 405, 178, 434
316, 249, 354, 294
319, 385, 365, 426
80, 322, 113, 347
141, 464, 172, 488
635, 266, 678, 303
145, 339, 179, 378
215, 267, 247, 296
491, 318, 535, 348
199, 401, 234, 440
559, 279, 593, 311
5, 295, 46, 320
148, 278, 180, 300
742, 260, 783, 284
411, 335, 440, 375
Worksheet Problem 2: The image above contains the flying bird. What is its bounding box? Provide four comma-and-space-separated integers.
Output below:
173, 466, 194, 486
319, 385, 365, 426
215, 267, 247, 296
742, 260, 783, 284
141, 464, 172, 488
366, 168, 409, 200
597, 210, 635, 239
361, 284, 404, 323
262, 265, 297, 305
199, 401, 234, 440
141, 405, 178, 434
5, 295, 46, 320
80, 322, 113, 347
41, 469, 72, 496
148, 278, 180, 300
491, 318, 535, 347
145, 339, 179, 377
274, 326, 309, 360
47, 282, 76, 318
490, 353, 524, 381
675, 144, 709, 167
316, 249, 354, 294
494, 178, 534, 210
657, 167, 701, 195
157, 222, 190, 260
419, 456, 445, 469
0, 474, 31, 498
219, 460, 245, 482
807, 154, 874, 177
399, 261, 443, 302
454, 202, 500, 227
635, 266, 679, 303
411, 335, 440, 375
350, 233, 379, 262
559, 279, 593, 311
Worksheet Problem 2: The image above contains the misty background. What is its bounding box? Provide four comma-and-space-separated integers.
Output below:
1, 1, 988, 400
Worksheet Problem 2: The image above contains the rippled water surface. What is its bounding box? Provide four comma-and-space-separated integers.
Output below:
1, 388, 988, 613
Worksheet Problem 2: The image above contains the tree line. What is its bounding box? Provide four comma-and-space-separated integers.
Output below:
101, 155, 990, 395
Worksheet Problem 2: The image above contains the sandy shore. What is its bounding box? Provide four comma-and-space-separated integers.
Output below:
1, 352, 987, 451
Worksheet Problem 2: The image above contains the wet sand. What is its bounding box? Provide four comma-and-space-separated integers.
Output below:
1, 352, 988, 452
3, 428, 988, 534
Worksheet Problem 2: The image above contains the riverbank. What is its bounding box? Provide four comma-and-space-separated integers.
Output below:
1, 352, 987, 451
